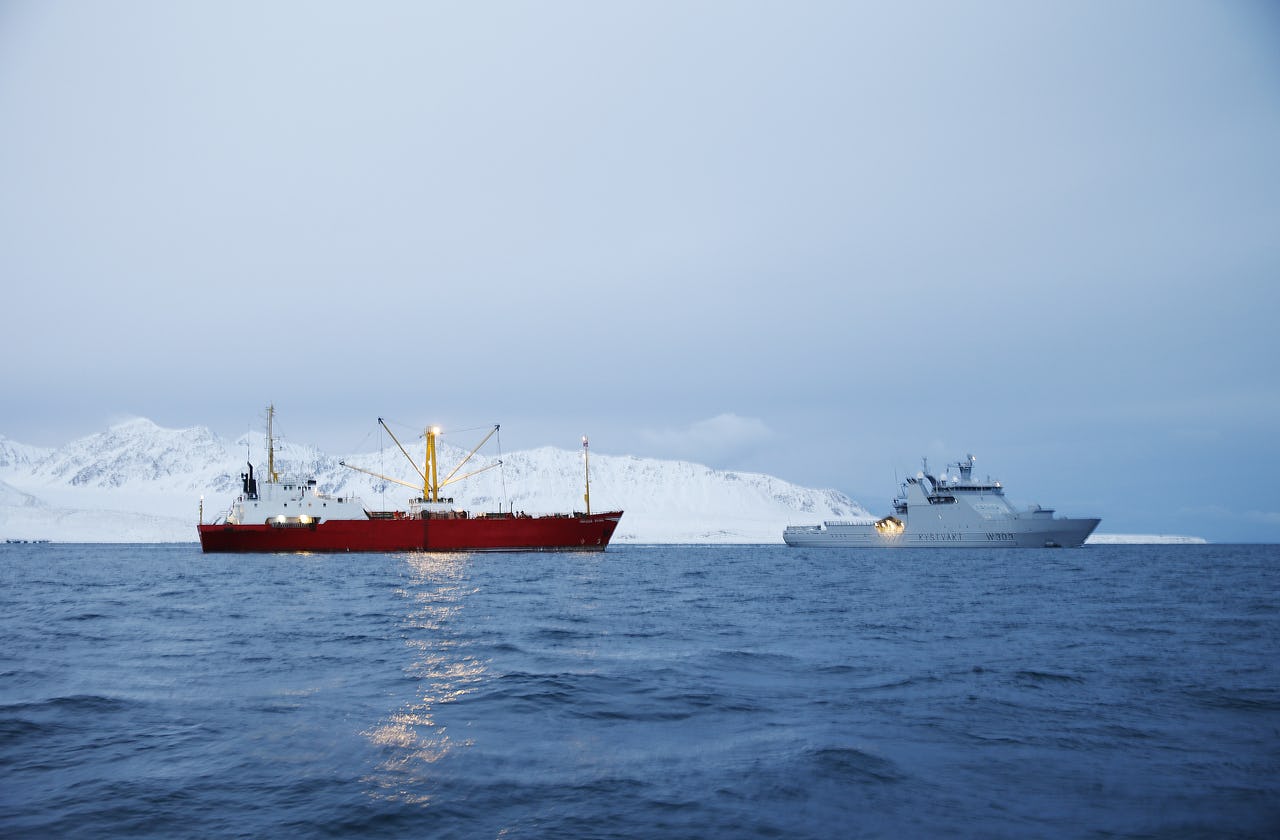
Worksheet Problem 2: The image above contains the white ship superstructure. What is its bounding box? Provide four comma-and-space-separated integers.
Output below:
219, 462, 368, 526
784, 455, 1099, 548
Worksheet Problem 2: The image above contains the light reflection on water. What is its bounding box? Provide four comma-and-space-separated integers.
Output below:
363, 553, 487, 803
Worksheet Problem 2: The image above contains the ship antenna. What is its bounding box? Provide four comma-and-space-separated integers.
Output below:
582, 435, 591, 515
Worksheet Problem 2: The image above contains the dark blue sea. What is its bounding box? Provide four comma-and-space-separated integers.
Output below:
1, 543, 1277, 838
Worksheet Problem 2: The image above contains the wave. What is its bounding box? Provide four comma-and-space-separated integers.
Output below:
806, 745, 905, 784
1185, 687, 1280, 712
0, 694, 134, 715
1014, 670, 1085, 685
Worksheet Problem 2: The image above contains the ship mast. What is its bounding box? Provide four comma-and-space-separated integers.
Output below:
425, 426, 440, 503
267, 403, 279, 483
582, 435, 591, 515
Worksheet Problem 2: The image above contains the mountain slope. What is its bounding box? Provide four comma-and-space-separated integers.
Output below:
0, 436, 51, 471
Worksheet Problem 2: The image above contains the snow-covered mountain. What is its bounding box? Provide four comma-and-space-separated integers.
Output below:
0, 418, 867, 544
0, 435, 51, 471
27, 418, 236, 490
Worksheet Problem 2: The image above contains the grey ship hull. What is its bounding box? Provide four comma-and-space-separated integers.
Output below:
783, 516, 1100, 548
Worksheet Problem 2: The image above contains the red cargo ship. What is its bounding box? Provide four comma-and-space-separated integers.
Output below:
198, 409, 622, 553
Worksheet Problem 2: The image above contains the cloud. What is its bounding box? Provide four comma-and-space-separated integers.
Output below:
639, 414, 774, 466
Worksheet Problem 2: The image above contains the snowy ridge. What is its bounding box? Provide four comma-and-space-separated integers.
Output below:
0, 419, 866, 544
0, 435, 51, 471
29, 419, 235, 490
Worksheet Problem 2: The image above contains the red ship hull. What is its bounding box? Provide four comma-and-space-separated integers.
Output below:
198, 511, 623, 553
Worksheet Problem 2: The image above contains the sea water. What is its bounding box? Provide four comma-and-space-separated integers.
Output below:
1, 543, 1277, 838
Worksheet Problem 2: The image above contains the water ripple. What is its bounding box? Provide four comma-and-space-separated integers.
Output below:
0, 543, 1277, 838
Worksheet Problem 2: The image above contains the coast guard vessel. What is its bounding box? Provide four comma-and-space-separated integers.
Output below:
198, 407, 622, 553
783, 455, 1099, 548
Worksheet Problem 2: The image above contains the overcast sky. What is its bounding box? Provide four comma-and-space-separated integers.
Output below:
2, 2, 1277, 541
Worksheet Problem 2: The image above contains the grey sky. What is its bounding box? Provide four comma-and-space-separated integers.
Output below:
2, 2, 1278, 541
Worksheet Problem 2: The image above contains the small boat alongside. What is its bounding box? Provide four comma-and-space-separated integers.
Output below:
198, 408, 622, 553
783, 454, 1099, 548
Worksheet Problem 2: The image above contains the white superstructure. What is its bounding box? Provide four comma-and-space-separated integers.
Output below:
218, 463, 368, 525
